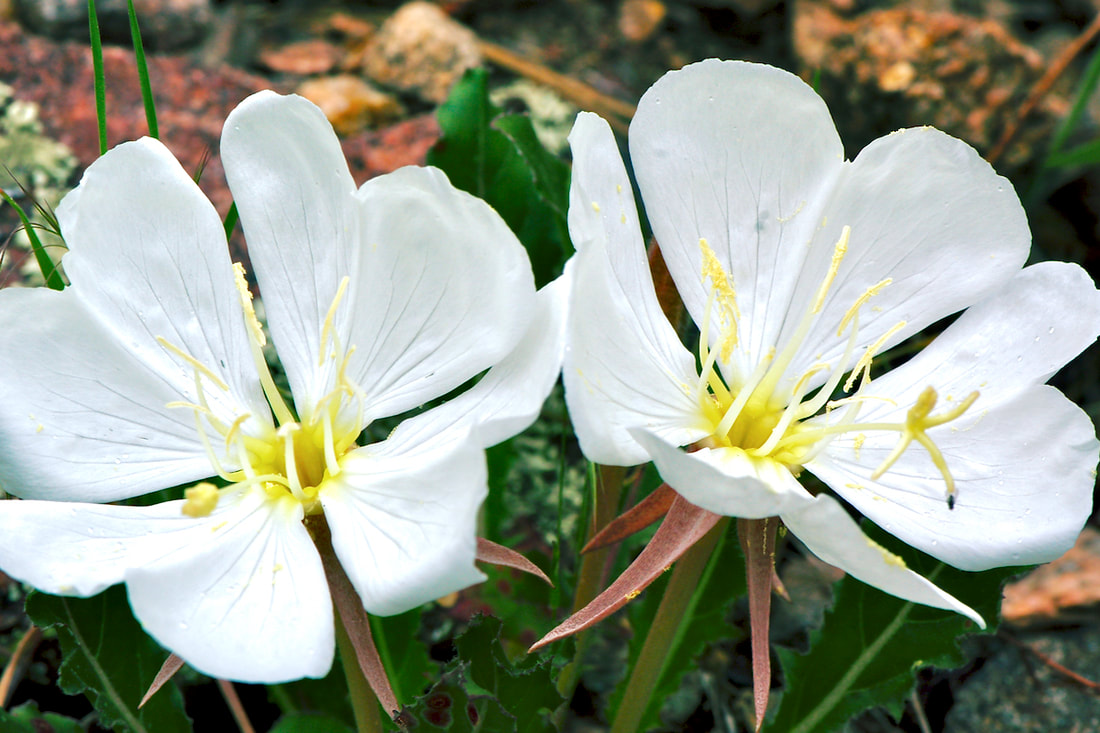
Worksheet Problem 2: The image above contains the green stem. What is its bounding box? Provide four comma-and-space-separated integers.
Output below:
610, 518, 729, 733
553, 464, 624, 709
335, 611, 383, 733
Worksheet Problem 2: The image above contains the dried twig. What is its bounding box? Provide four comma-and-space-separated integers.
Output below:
988, 12, 1100, 164
0, 625, 43, 708
999, 631, 1100, 693
478, 40, 635, 133
217, 679, 257, 733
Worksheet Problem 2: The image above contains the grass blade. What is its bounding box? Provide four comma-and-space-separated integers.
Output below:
1, 191, 65, 290
127, 0, 158, 139
87, 0, 107, 155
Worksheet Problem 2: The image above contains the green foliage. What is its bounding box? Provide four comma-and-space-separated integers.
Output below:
372, 607, 435, 704
0, 701, 84, 733
402, 615, 561, 731
611, 521, 746, 730
269, 712, 354, 733
0, 191, 65, 290
24, 588, 191, 733
427, 68, 572, 287
770, 524, 1021, 733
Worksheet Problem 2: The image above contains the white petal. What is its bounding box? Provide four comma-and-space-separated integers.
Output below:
629, 60, 845, 382
630, 428, 813, 518
810, 385, 1097, 571
564, 156, 706, 465
221, 91, 360, 420
0, 494, 236, 596
127, 490, 334, 683
344, 166, 536, 421
843, 261, 1100, 420
319, 433, 487, 617
781, 127, 1030, 384
387, 272, 569, 451
0, 139, 268, 501
781, 494, 984, 626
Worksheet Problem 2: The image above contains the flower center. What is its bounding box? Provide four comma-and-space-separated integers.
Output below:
693, 231, 978, 508
163, 265, 363, 516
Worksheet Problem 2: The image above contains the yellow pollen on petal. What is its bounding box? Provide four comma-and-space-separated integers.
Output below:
699, 238, 740, 362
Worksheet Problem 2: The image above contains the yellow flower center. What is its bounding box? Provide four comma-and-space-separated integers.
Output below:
693, 229, 978, 508
162, 264, 364, 517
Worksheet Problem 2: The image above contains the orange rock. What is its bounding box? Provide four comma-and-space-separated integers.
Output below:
297, 75, 403, 136
1002, 527, 1100, 623
259, 40, 344, 76
619, 0, 666, 43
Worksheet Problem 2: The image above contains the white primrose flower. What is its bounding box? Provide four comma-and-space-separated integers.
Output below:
0, 91, 565, 683
564, 59, 1100, 623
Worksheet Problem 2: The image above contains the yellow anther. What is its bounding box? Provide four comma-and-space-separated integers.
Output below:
592, 201, 601, 212
318, 276, 350, 367
838, 278, 892, 336
699, 238, 740, 363
182, 482, 220, 518
234, 262, 266, 348
811, 225, 850, 314
157, 337, 230, 392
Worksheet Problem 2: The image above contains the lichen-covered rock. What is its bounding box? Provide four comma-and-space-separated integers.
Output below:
792, 1, 1055, 168
15, 0, 212, 51
363, 1, 482, 105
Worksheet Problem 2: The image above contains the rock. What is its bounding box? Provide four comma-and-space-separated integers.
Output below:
1002, 527, 1100, 624
14, 0, 213, 51
259, 40, 345, 76
363, 1, 482, 104
792, 1, 1053, 167
946, 627, 1100, 731
619, 0, 667, 43
296, 75, 403, 136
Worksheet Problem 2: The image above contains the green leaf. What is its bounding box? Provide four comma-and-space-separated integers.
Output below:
1044, 137, 1100, 168
770, 524, 1020, 733
427, 69, 572, 287
371, 607, 435, 705
611, 520, 746, 730
24, 588, 191, 733
0, 701, 84, 733
454, 615, 560, 725
399, 665, 516, 732
268, 712, 354, 733
403, 615, 560, 732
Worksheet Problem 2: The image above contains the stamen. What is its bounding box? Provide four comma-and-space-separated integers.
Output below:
157, 337, 230, 392
811, 226, 850, 314
233, 262, 296, 426
278, 423, 306, 501
714, 348, 775, 438
182, 482, 220, 517
318, 276, 350, 367
838, 278, 892, 336
321, 410, 342, 478
699, 238, 739, 362
752, 363, 828, 456
843, 320, 907, 393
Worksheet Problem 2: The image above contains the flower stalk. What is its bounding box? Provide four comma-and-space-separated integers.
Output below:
610, 517, 729, 733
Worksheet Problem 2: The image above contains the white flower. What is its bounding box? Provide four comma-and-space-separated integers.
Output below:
0, 91, 565, 683
564, 59, 1100, 623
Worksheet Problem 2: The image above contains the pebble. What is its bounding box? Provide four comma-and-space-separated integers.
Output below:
363, 1, 482, 105
14, 0, 213, 51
